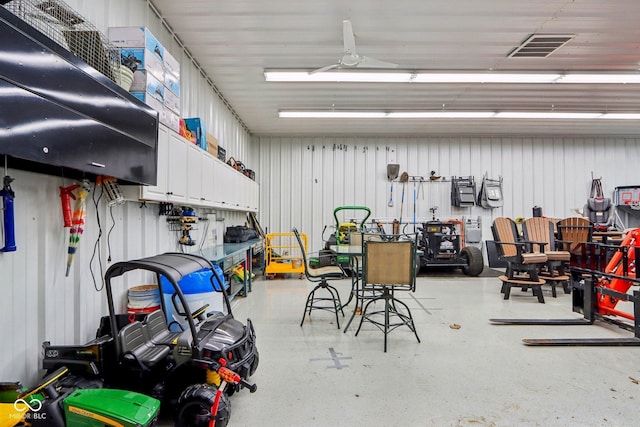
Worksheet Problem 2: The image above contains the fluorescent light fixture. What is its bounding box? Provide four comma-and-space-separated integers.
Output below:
278, 111, 387, 118
279, 110, 640, 119
265, 69, 640, 84
557, 74, 640, 84
387, 111, 495, 118
265, 71, 413, 83
493, 112, 602, 119
411, 73, 560, 83
602, 113, 640, 119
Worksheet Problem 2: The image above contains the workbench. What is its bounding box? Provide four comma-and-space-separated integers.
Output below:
198, 238, 263, 300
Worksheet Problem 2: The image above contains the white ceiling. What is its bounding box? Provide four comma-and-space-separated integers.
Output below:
150, 0, 640, 136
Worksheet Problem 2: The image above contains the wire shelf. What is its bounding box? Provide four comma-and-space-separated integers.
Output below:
3, 0, 124, 85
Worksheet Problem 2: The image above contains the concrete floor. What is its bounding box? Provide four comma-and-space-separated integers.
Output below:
223, 272, 639, 427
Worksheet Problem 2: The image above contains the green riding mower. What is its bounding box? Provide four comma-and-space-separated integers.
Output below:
317, 206, 372, 269
0, 366, 160, 426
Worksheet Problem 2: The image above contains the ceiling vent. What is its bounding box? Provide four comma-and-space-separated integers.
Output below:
508, 34, 575, 58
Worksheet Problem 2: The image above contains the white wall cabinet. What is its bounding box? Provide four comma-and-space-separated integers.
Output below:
187, 143, 204, 205
127, 124, 258, 212
166, 132, 188, 203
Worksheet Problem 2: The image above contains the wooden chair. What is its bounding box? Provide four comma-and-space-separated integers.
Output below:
294, 227, 349, 329
355, 237, 420, 352
522, 217, 571, 296
557, 217, 593, 258
491, 217, 548, 303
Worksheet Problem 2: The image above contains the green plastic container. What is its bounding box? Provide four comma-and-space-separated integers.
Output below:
0, 382, 22, 402
64, 388, 160, 427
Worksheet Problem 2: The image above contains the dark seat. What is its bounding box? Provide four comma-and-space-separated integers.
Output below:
584, 198, 613, 231
119, 321, 170, 368
294, 227, 349, 329
355, 236, 420, 352
144, 309, 183, 346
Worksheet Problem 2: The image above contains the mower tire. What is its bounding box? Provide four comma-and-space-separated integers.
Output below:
176, 384, 230, 427
460, 246, 484, 277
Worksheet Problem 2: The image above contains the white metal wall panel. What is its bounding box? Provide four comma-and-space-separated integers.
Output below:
0, 0, 252, 386
254, 135, 640, 252
0, 168, 249, 386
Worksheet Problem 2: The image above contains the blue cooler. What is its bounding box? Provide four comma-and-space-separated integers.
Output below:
160, 265, 228, 331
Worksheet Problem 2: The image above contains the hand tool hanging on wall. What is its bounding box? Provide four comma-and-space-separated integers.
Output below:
412, 178, 417, 232
387, 163, 399, 207
399, 171, 409, 224
65, 179, 91, 276
59, 183, 80, 227
1, 172, 16, 252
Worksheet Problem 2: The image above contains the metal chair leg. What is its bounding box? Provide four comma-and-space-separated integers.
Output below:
300, 281, 344, 329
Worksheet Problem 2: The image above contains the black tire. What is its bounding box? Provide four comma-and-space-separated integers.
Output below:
176, 384, 230, 427
460, 246, 484, 276
249, 350, 260, 377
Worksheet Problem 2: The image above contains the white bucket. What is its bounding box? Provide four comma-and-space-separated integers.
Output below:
115, 64, 134, 91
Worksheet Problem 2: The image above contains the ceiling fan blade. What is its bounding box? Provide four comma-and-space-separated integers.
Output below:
309, 63, 340, 74
357, 55, 399, 68
342, 20, 357, 55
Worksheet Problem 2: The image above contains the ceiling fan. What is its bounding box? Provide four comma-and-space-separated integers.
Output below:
311, 20, 399, 74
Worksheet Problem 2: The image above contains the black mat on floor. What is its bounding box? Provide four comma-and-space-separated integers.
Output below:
417, 267, 503, 278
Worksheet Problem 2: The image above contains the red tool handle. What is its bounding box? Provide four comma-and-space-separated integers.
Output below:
59, 184, 79, 227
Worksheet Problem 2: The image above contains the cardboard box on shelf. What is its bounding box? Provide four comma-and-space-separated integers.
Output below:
120, 47, 164, 81
163, 107, 180, 134
130, 71, 165, 104
206, 133, 218, 157
179, 119, 197, 144
183, 118, 206, 150
109, 27, 165, 60
164, 86, 180, 114
164, 50, 180, 80
164, 71, 180, 96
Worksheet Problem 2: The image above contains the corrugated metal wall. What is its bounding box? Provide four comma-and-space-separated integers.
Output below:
0, 0, 250, 386
253, 135, 640, 252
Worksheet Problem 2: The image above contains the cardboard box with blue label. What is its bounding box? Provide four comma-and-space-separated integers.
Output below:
164, 89, 180, 114
130, 71, 165, 103
164, 71, 180, 96
109, 27, 165, 60
164, 49, 180, 80
164, 107, 180, 134
120, 48, 164, 81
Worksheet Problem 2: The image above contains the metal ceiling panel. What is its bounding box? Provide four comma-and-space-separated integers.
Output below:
150, 0, 640, 135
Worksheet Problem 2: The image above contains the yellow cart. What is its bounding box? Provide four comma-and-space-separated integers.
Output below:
265, 232, 307, 279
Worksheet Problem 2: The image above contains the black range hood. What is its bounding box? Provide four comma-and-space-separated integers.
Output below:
0, 6, 158, 185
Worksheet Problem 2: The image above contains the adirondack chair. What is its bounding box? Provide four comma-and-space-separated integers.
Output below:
491, 217, 548, 303
556, 217, 594, 267
522, 217, 571, 296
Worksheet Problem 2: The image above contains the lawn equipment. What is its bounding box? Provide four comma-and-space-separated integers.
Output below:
491, 228, 640, 346
41, 253, 258, 426
0, 366, 159, 427
323, 205, 372, 268
417, 207, 484, 276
